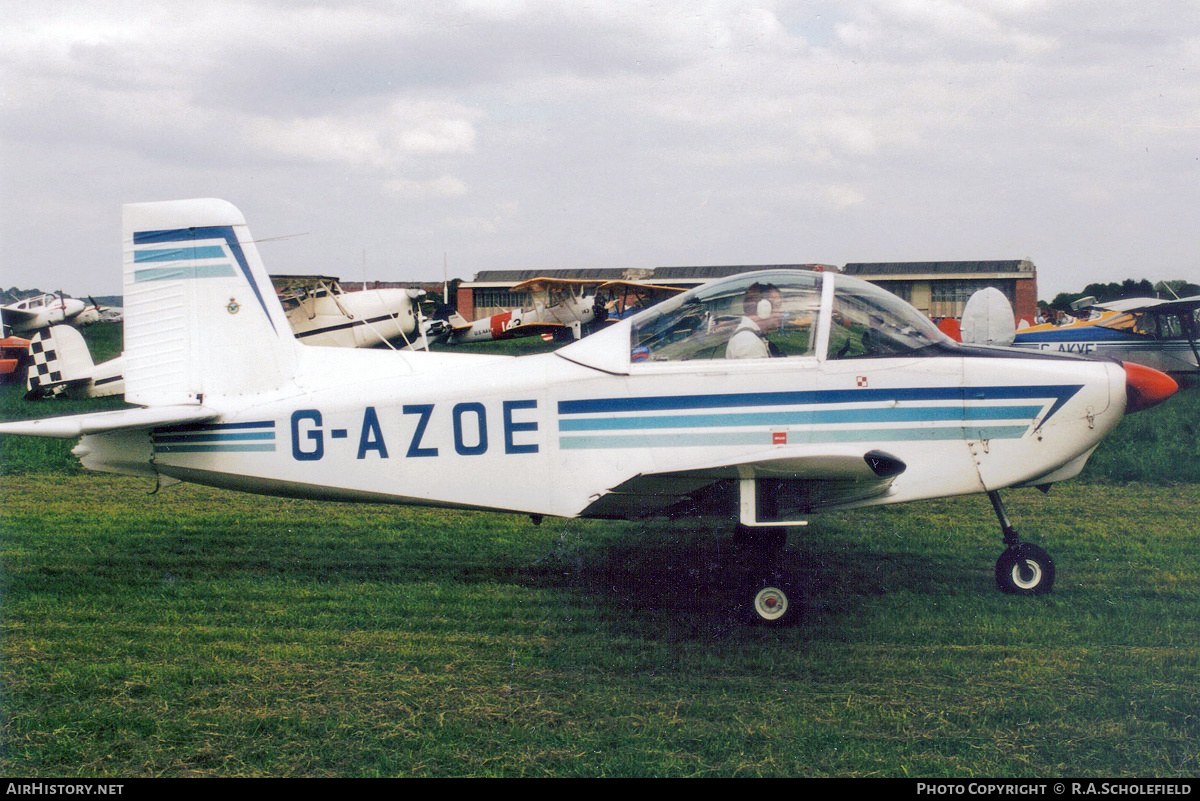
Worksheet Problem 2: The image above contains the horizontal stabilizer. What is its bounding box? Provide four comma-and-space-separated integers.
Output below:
0, 405, 216, 439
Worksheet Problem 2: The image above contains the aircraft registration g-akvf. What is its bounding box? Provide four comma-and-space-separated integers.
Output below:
1012, 296, 1200, 377
0, 199, 1180, 625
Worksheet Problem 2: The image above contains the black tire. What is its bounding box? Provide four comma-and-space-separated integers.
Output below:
995, 543, 1056, 595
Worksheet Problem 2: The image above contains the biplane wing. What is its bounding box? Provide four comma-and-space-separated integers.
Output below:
510, 277, 605, 294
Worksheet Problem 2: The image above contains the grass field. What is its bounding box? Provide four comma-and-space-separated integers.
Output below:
2, 327, 1199, 776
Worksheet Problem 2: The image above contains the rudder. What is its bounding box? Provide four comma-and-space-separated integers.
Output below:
122, 199, 298, 406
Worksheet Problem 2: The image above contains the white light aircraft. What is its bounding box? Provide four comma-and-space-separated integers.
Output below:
24, 325, 124, 399
0, 199, 1180, 625
1, 293, 97, 335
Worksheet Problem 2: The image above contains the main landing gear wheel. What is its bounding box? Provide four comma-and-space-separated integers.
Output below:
748, 580, 798, 626
733, 526, 799, 625
995, 543, 1055, 595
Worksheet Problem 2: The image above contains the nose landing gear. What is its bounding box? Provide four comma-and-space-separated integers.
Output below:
988, 490, 1056, 595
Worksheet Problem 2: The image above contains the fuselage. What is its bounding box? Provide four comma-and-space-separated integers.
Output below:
79, 326, 1127, 521
1014, 325, 1199, 375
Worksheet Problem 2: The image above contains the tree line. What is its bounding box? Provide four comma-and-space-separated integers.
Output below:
1044, 278, 1200, 312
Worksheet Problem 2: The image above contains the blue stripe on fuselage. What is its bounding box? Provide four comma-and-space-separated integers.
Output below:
558, 404, 1044, 431
558, 385, 1081, 421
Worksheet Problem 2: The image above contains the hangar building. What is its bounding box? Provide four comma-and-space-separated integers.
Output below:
457, 260, 1038, 324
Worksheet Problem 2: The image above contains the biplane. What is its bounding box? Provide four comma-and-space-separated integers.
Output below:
274, 275, 427, 350
446, 277, 605, 344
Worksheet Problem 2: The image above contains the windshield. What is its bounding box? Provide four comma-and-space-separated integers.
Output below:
829, 274, 951, 359
629, 271, 822, 362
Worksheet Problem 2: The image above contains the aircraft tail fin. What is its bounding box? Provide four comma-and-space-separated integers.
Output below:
122, 199, 298, 406
26, 325, 96, 398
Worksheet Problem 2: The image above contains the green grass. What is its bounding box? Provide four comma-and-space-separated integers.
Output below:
1, 323, 129, 475
2, 478, 1198, 777
1080, 377, 1200, 482
2, 326, 1200, 776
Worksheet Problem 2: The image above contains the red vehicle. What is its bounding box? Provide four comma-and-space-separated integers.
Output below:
0, 336, 31, 382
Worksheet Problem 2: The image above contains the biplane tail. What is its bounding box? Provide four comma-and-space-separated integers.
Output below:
122, 198, 299, 406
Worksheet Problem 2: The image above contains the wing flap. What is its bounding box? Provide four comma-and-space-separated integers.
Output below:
582, 449, 907, 519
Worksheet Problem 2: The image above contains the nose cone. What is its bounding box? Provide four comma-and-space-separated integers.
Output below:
1123, 361, 1178, 413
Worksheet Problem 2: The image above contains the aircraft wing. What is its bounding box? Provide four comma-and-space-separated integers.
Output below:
1095, 296, 1200, 314
510, 277, 603, 293
597, 280, 684, 296
0, 405, 216, 438
1, 307, 40, 326
596, 281, 686, 319
581, 448, 906, 519
271, 274, 341, 290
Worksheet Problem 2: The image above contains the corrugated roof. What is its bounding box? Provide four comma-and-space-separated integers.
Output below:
469, 264, 837, 285
843, 260, 1034, 275
471, 268, 627, 283
467, 261, 1034, 285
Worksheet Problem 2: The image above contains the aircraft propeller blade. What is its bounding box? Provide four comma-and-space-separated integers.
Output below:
1122, 361, 1178, 413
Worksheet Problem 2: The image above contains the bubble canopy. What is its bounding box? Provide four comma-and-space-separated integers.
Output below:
556, 269, 955, 374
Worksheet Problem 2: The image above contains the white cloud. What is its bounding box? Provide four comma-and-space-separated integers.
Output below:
3, 1, 1200, 298
382, 174, 470, 199
250, 100, 480, 170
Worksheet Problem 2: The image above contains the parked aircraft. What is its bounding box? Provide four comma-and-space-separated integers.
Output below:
0, 199, 1179, 625
1, 293, 97, 335
1012, 296, 1200, 376
23, 275, 429, 399
446, 277, 604, 344
24, 325, 123, 398
595, 280, 685, 324
274, 275, 427, 350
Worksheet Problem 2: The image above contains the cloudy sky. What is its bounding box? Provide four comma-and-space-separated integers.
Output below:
3, 0, 1198, 300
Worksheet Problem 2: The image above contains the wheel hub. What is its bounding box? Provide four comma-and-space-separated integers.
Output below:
753, 586, 789, 621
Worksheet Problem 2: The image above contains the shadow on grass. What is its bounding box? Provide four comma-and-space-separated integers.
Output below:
520, 526, 987, 636
11, 494, 994, 639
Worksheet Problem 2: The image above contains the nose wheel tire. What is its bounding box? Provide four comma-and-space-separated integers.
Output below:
995, 543, 1055, 595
